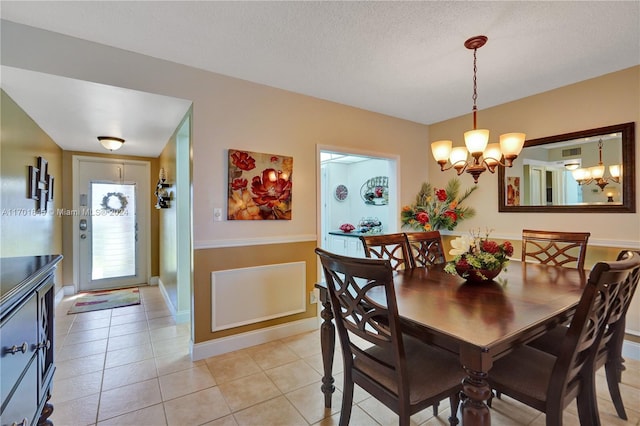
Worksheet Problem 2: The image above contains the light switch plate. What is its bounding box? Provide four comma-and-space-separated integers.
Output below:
214, 208, 222, 221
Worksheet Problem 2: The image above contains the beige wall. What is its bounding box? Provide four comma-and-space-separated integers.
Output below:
428, 66, 639, 244
0, 90, 64, 288
430, 66, 640, 335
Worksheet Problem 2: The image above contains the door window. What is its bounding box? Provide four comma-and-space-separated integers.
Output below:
91, 182, 137, 280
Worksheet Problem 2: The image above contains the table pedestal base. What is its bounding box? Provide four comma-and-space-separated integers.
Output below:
461, 368, 492, 425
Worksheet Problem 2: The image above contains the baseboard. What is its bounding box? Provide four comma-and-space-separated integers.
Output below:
190, 317, 319, 361
175, 309, 190, 324
157, 278, 174, 313
622, 339, 640, 361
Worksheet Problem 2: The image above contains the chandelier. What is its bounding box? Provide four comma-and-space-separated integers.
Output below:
571, 139, 621, 190
431, 35, 526, 183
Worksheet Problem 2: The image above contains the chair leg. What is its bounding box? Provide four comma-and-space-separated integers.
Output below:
339, 376, 354, 426
448, 392, 460, 426
576, 372, 601, 426
605, 361, 628, 420
432, 401, 439, 416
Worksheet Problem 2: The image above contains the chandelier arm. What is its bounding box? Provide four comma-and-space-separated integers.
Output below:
438, 160, 468, 175
482, 156, 517, 173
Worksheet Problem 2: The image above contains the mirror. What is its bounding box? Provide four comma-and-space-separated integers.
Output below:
498, 122, 635, 213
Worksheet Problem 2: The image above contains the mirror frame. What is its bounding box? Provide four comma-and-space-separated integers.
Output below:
498, 122, 636, 213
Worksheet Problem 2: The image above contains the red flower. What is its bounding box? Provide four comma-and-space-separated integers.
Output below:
251, 168, 292, 208
443, 210, 457, 222
416, 211, 430, 225
481, 240, 500, 254
455, 257, 470, 270
435, 189, 447, 202
231, 178, 248, 190
502, 241, 514, 257
270, 156, 279, 163
231, 151, 256, 171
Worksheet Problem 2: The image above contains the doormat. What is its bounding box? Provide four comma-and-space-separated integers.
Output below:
68, 287, 140, 314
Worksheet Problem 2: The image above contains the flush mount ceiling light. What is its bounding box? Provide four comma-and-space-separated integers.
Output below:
430, 35, 526, 183
98, 136, 125, 151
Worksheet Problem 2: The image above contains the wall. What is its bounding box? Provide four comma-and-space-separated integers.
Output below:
157, 121, 178, 308
0, 90, 64, 289
429, 66, 640, 336
1, 22, 430, 350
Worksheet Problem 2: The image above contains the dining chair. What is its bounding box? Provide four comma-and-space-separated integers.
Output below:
486, 251, 640, 426
359, 233, 413, 270
315, 248, 464, 426
521, 229, 591, 269
526, 250, 640, 420
405, 231, 446, 267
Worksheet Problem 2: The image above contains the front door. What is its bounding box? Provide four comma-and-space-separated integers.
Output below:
76, 157, 149, 291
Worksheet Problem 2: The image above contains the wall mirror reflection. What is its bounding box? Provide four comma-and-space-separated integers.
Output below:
498, 122, 635, 213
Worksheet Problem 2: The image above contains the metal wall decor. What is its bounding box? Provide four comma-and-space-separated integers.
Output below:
155, 167, 170, 209
360, 176, 389, 205
28, 156, 54, 211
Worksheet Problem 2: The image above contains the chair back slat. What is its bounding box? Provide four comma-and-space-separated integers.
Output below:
548, 251, 640, 403
595, 250, 640, 363
522, 229, 590, 269
315, 248, 408, 395
405, 231, 446, 267
360, 233, 413, 270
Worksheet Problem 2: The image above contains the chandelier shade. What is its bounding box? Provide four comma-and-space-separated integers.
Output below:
430, 35, 525, 183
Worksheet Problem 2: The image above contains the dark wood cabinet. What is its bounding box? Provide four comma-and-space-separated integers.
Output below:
1, 255, 62, 426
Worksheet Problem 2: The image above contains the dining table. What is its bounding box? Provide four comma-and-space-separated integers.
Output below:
315, 260, 588, 426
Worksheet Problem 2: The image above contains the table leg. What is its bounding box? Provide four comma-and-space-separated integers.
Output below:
319, 295, 335, 408
461, 367, 492, 425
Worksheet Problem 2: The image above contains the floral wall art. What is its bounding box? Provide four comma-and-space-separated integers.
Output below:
227, 149, 293, 220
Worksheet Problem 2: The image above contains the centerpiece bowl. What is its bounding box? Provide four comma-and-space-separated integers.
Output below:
455, 265, 503, 283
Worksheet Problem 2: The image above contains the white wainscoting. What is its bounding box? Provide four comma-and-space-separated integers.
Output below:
211, 261, 306, 332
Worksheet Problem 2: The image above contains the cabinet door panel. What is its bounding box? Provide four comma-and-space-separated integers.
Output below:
0, 293, 38, 405
0, 357, 37, 426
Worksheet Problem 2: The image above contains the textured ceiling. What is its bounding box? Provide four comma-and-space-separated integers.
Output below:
1, 1, 639, 156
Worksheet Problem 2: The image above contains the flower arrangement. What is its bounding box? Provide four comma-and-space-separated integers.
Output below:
444, 229, 514, 281
401, 178, 477, 231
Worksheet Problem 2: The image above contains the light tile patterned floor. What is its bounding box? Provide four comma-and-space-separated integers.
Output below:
52, 286, 640, 425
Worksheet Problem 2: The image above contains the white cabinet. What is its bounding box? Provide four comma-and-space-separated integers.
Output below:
327, 234, 366, 258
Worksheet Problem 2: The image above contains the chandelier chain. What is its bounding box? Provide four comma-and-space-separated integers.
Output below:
472, 48, 478, 109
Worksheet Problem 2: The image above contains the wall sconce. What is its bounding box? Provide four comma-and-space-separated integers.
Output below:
98, 136, 125, 151
155, 167, 170, 209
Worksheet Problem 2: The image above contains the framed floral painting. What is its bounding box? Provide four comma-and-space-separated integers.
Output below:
227, 149, 293, 220
506, 177, 520, 206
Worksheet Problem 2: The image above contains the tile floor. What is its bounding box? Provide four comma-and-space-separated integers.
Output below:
52, 285, 640, 425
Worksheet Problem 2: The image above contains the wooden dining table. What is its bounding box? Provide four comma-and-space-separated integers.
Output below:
315, 260, 588, 426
